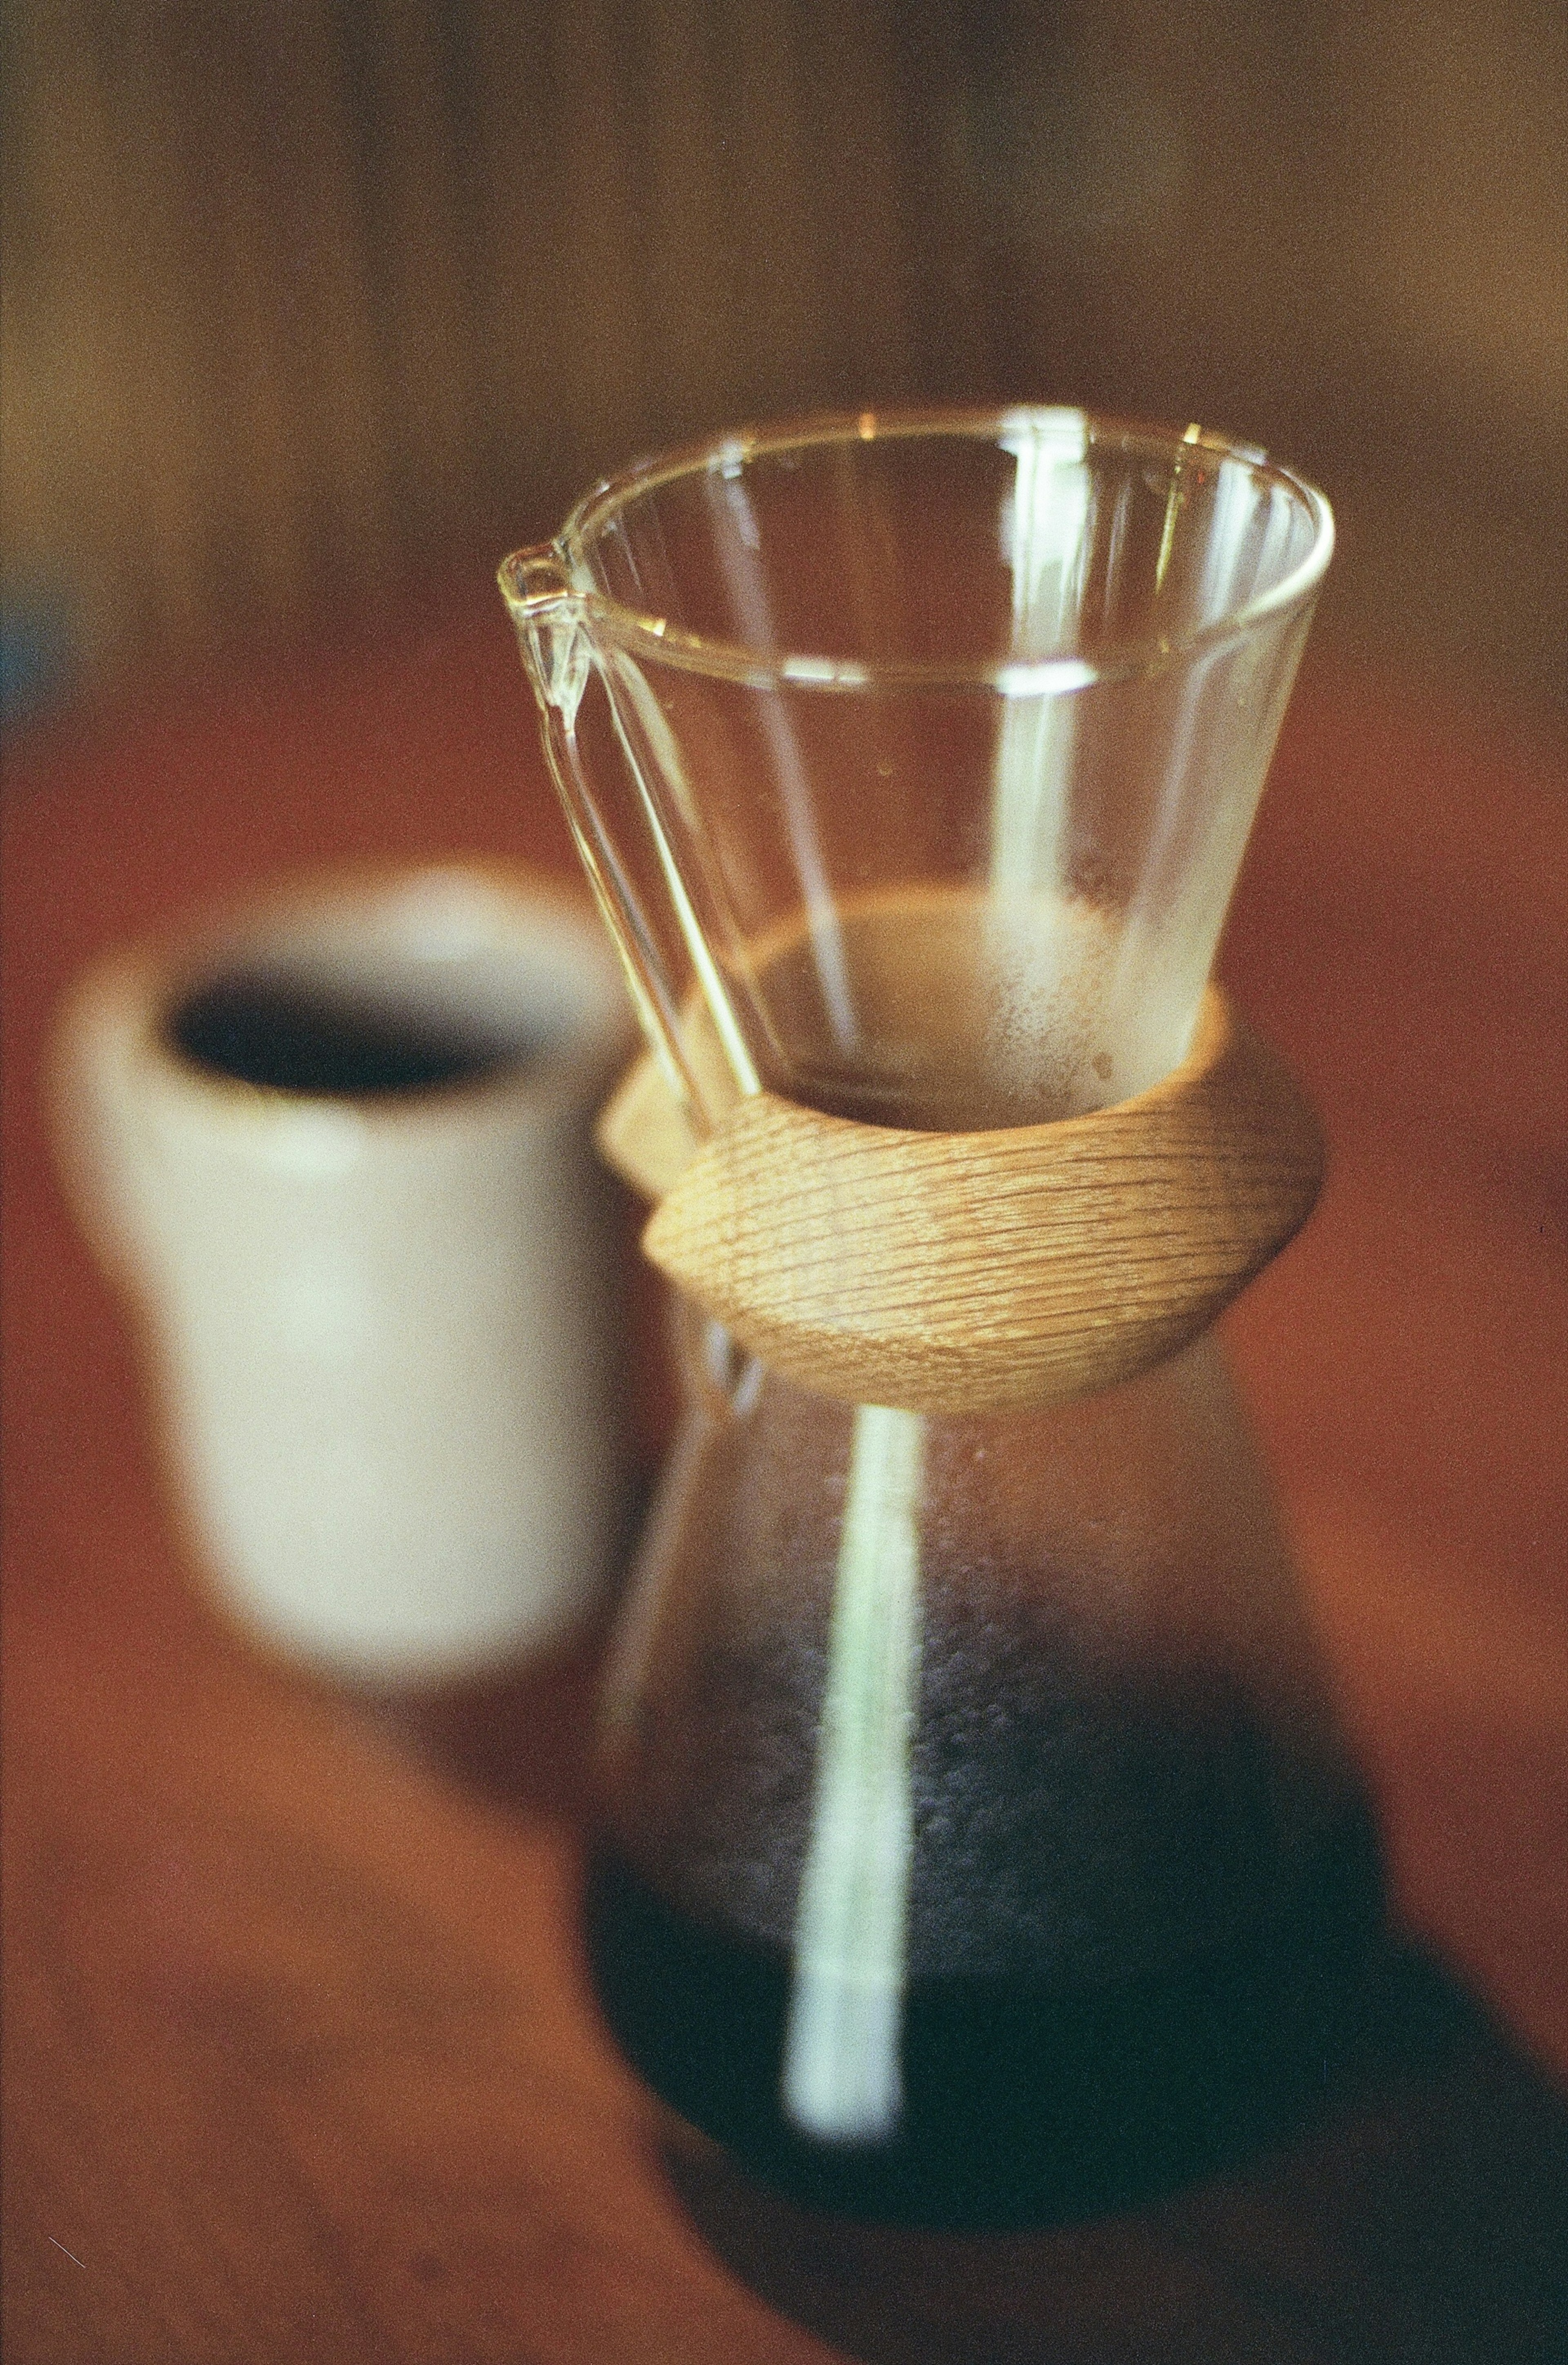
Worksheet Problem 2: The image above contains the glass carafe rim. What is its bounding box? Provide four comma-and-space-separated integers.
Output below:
541, 403, 1333, 696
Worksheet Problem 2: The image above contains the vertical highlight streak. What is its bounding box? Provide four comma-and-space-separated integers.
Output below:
782, 1403, 924, 2144
989, 412, 1089, 903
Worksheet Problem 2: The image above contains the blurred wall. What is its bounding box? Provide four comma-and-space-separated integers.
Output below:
3, 0, 1565, 706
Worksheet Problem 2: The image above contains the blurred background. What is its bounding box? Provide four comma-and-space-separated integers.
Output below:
2, 0, 1565, 726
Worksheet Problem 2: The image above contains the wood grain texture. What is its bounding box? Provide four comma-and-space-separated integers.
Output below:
597, 1036, 706, 1203
633, 985, 1326, 1413
2, 610, 1565, 2362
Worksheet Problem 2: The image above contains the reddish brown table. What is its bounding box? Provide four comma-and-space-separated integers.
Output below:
4, 598, 1566, 2361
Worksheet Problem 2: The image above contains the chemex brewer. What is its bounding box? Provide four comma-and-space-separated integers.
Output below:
500, 407, 1380, 2228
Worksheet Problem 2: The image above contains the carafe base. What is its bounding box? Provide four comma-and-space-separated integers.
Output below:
586, 1817, 1387, 2231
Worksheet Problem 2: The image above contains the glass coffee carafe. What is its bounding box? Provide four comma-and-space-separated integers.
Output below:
501, 408, 1380, 2228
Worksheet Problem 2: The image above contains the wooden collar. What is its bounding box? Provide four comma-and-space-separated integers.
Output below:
597, 986, 1325, 1415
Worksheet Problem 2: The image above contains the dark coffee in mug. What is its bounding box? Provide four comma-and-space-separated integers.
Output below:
167, 973, 539, 1097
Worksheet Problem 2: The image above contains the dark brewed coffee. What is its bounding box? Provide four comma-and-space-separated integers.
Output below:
168, 975, 534, 1096
588, 1530, 1388, 2232
588, 1800, 1385, 2229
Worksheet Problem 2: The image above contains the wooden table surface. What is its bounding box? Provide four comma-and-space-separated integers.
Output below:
4, 599, 1566, 2363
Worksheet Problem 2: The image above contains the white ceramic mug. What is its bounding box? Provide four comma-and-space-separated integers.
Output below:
52, 861, 633, 1683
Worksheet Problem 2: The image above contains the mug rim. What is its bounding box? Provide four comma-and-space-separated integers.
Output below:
62, 859, 630, 1140
543, 403, 1334, 695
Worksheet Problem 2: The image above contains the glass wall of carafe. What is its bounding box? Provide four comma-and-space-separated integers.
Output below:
501, 410, 1378, 2226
